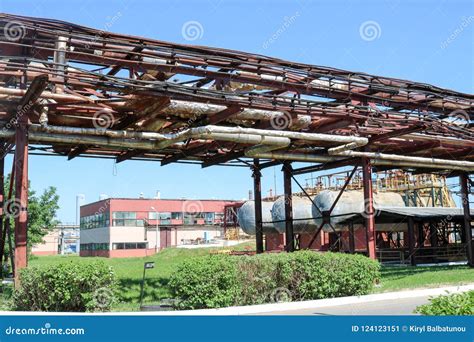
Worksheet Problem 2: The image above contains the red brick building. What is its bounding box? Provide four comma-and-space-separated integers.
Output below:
80, 198, 238, 258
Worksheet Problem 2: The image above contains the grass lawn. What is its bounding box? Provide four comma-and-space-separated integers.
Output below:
375, 264, 474, 293
28, 242, 255, 311
4, 245, 474, 311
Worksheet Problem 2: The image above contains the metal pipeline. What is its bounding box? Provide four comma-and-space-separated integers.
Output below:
29, 124, 364, 149
7, 123, 474, 171
327, 149, 474, 170
246, 151, 474, 171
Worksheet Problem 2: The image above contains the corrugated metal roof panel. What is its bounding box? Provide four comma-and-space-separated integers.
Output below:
379, 206, 474, 218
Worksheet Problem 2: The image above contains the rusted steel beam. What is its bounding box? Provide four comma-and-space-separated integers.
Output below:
407, 217, 416, 266
259, 160, 282, 170
460, 173, 473, 267
362, 157, 376, 260
116, 149, 146, 163
328, 165, 358, 214
69, 98, 171, 160
107, 46, 143, 76
253, 160, 264, 254
201, 150, 244, 168
309, 119, 353, 133
348, 222, 355, 253
3, 74, 48, 124
292, 158, 357, 175
114, 97, 170, 130
308, 222, 325, 249
283, 161, 294, 252
368, 125, 425, 144
207, 106, 242, 125
0, 156, 4, 275
161, 143, 215, 166
14, 117, 28, 285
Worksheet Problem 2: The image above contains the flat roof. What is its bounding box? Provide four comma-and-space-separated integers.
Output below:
339, 206, 474, 224
81, 197, 241, 207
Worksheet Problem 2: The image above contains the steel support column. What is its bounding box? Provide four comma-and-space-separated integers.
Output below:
362, 157, 376, 259
348, 221, 355, 253
407, 217, 416, 266
253, 159, 264, 254
460, 173, 473, 267
0, 157, 4, 277
14, 119, 29, 284
283, 162, 294, 252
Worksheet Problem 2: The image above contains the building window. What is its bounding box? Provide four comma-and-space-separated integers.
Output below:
80, 243, 109, 251
171, 212, 182, 220
112, 212, 143, 227
149, 211, 174, 224
112, 242, 148, 250
204, 212, 215, 224
80, 212, 110, 230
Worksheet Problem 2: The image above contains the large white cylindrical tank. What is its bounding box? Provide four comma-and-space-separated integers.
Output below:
312, 190, 406, 231
237, 200, 277, 235
271, 196, 319, 233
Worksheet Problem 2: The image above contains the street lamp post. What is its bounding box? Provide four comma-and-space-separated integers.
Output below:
139, 261, 155, 309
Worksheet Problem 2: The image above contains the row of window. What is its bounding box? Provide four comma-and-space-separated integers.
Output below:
80, 242, 149, 251
80, 243, 109, 251
80, 213, 110, 230
81, 211, 225, 229
112, 242, 148, 250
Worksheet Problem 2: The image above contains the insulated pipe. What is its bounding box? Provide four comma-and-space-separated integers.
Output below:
245, 151, 342, 163
53, 36, 68, 94
0, 127, 290, 152
246, 151, 474, 171
7, 122, 474, 171
30, 124, 363, 149
162, 100, 312, 130
31, 124, 288, 146
328, 149, 474, 170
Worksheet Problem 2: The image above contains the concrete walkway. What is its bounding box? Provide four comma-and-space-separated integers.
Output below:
260, 295, 431, 315
167, 284, 474, 316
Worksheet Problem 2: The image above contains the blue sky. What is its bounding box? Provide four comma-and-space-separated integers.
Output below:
0, 0, 472, 222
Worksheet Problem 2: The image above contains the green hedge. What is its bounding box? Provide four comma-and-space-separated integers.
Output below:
169, 251, 380, 309
415, 291, 474, 315
13, 261, 117, 312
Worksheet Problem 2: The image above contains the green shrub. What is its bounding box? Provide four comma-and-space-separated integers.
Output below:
415, 291, 474, 315
169, 251, 380, 309
168, 255, 240, 309
13, 261, 117, 312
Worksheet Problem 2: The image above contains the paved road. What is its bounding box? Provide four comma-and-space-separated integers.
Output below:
259, 296, 430, 315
